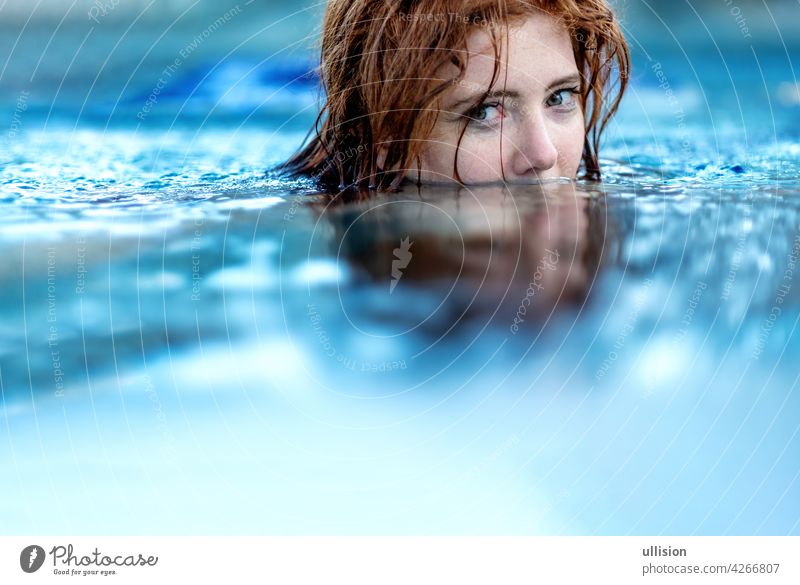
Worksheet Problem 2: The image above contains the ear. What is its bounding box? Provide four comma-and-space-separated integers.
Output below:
376, 140, 420, 186
376, 144, 388, 170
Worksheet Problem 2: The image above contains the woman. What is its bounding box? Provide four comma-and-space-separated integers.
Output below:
281, 0, 629, 191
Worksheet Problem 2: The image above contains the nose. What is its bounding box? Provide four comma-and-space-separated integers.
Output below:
509, 115, 559, 177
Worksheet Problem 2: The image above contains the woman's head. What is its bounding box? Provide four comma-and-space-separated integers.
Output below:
282, 0, 629, 191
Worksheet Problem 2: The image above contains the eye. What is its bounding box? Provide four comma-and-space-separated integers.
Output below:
466, 102, 504, 124
546, 87, 579, 108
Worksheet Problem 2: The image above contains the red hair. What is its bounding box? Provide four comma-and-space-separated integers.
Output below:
281, 0, 630, 191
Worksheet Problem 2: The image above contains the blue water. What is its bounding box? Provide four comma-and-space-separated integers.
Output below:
1, 19, 800, 535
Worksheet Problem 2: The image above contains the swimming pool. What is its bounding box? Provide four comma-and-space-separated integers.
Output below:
1, 5, 799, 535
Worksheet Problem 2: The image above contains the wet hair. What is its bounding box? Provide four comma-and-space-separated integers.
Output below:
280, 0, 630, 191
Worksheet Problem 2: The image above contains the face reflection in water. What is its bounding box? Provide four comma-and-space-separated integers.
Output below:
311, 183, 616, 338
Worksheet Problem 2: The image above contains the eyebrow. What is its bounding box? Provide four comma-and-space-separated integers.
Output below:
445, 73, 582, 111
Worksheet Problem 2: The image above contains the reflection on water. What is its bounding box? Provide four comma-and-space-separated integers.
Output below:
313, 183, 611, 335
3, 154, 798, 534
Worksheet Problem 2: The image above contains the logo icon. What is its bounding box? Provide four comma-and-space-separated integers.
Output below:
20, 545, 45, 573
390, 236, 413, 293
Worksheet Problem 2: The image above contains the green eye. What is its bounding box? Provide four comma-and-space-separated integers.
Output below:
472, 106, 489, 120
547, 88, 578, 107
467, 102, 503, 124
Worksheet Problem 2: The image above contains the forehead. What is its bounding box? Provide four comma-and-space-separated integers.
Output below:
459, 12, 578, 86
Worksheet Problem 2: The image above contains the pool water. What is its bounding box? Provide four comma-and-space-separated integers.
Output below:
1, 38, 800, 535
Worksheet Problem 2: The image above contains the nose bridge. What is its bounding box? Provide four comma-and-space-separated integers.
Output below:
515, 107, 558, 172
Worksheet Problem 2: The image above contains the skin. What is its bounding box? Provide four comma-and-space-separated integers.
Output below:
412, 13, 585, 184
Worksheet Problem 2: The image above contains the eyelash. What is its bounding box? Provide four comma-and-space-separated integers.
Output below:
547, 86, 580, 109
465, 86, 580, 127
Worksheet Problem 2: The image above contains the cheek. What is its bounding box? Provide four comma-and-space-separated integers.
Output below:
555, 117, 586, 174
451, 136, 506, 182
419, 133, 504, 182
417, 140, 456, 182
